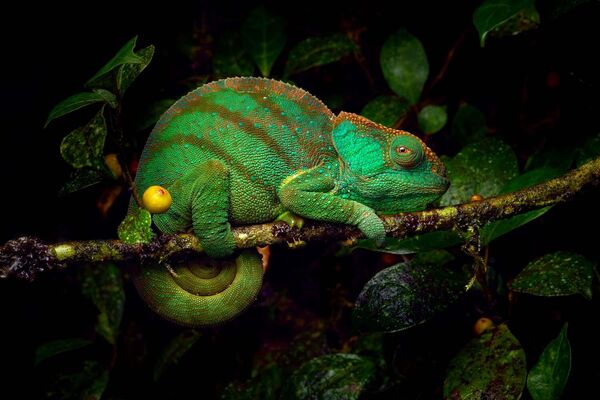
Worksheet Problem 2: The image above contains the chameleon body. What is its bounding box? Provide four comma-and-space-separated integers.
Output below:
132, 77, 449, 326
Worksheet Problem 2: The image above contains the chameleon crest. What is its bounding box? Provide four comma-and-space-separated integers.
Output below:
131, 77, 448, 326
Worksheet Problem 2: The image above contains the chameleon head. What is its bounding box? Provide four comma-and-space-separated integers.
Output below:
332, 112, 449, 213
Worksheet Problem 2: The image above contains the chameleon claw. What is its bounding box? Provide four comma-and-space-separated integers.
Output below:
275, 211, 305, 229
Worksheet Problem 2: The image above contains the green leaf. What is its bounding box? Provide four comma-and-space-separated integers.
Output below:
528, 324, 571, 400
444, 324, 526, 399
222, 364, 285, 400
361, 95, 409, 127
81, 262, 125, 344
282, 354, 374, 400
380, 28, 429, 105
117, 207, 155, 244
87, 36, 143, 88
481, 167, 563, 244
242, 6, 286, 77
45, 360, 109, 400
117, 44, 154, 93
451, 104, 487, 145
284, 33, 357, 78
339, 231, 463, 256
418, 105, 447, 134
34, 338, 93, 366
213, 31, 255, 78
354, 261, 467, 333
576, 132, 600, 167
60, 107, 107, 169
439, 138, 519, 206
45, 91, 114, 128
59, 167, 105, 196
154, 329, 201, 381
525, 144, 577, 172
510, 251, 594, 299
473, 0, 540, 46
412, 249, 455, 267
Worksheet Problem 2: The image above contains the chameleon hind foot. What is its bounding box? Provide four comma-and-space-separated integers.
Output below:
275, 211, 305, 229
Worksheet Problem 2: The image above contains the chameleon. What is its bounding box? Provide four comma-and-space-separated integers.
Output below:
130, 77, 449, 327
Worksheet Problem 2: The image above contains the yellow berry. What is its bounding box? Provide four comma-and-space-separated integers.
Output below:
104, 153, 123, 178
473, 317, 494, 336
142, 185, 172, 214
470, 194, 484, 202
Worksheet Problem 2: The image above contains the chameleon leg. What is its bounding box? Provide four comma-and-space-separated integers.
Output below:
136, 160, 263, 326
278, 166, 386, 242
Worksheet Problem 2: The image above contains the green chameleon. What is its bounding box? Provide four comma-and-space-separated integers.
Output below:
131, 77, 449, 326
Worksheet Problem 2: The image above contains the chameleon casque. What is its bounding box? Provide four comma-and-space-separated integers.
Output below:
131, 77, 449, 326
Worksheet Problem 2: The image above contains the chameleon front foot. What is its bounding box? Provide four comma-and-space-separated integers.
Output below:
275, 211, 305, 229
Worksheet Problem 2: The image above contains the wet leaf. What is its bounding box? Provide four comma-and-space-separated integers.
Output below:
282, 354, 374, 400
81, 262, 125, 344
60, 107, 107, 169
284, 33, 357, 77
34, 338, 93, 367
117, 207, 155, 244
380, 28, 429, 105
576, 132, 600, 167
510, 251, 594, 299
118, 44, 154, 93
481, 167, 563, 244
154, 329, 201, 381
361, 95, 409, 127
45, 91, 115, 127
242, 6, 285, 77
444, 324, 526, 399
59, 167, 105, 196
528, 324, 571, 400
418, 105, 447, 134
213, 31, 255, 78
473, 0, 540, 46
86, 36, 143, 88
451, 104, 487, 145
439, 138, 519, 206
354, 261, 467, 333
45, 360, 109, 400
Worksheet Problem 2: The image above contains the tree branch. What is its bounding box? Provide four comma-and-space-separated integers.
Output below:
2, 157, 599, 281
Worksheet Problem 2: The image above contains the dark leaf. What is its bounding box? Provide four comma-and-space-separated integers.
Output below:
451, 104, 487, 145
34, 338, 93, 367
117, 207, 155, 244
525, 144, 577, 172
222, 364, 284, 400
242, 6, 286, 77
59, 167, 106, 196
510, 251, 594, 299
380, 28, 428, 105
45, 91, 113, 127
361, 95, 409, 127
354, 261, 467, 332
443, 324, 527, 399
412, 249, 455, 267
473, 0, 540, 46
136, 98, 176, 132
118, 44, 155, 93
481, 167, 563, 244
439, 138, 519, 206
282, 354, 374, 400
45, 360, 109, 400
576, 132, 600, 167
154, 329, 201, 381
81, 262, 125, 344
418, 105, 447, 134
59, 107, 107, 169
284, 33, 357, 77
213, 31, 255, 78
528, 324, 571, 400
86, 36, 143, 88
338, 231, 463, 256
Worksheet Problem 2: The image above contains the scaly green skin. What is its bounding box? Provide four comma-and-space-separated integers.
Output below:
132, 77, 449, 326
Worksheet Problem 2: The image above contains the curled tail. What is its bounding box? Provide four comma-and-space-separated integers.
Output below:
133, 250, 263, 326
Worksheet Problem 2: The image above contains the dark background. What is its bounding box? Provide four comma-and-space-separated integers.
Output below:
1, 0, 599, 398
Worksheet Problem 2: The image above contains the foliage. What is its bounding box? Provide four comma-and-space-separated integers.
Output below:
11, 2, 600, 399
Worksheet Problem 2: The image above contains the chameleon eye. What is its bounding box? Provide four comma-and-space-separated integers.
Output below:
390, 136, 424, 168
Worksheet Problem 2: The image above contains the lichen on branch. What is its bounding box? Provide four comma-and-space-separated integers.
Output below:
1, 156, 599, 281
